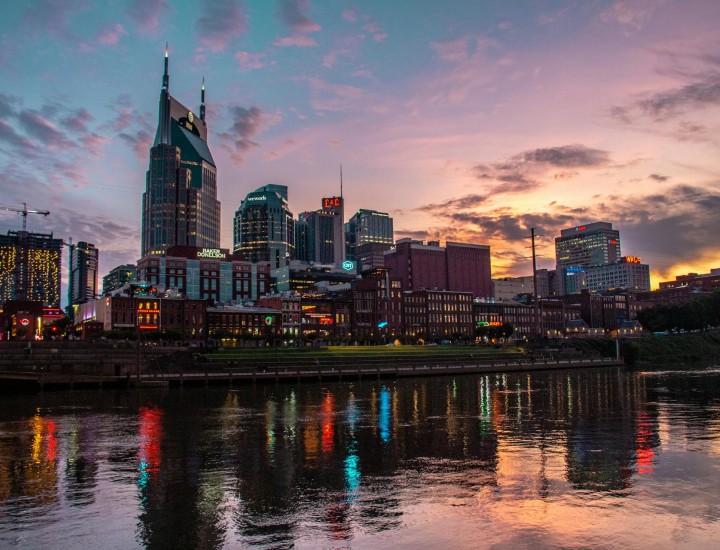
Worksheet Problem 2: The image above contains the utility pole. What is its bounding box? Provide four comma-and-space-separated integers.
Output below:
63, 238, 75, 318
531, 228, 541, 339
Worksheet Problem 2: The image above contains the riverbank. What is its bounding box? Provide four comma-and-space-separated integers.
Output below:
621, 331, 720, 365
527, 331, 720, 366
0, 342, 621, 390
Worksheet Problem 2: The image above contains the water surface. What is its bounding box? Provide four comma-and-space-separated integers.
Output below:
1, 366, 719, 548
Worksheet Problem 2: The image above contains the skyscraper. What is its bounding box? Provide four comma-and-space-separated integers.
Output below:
296, 196, 346, 267
141, 46, 220, 257
102, 264, 136, 296
233, 184, 295, 269
0, 230, 62, 307
69, 241, 98, 306
345, 208, 393, 265
555, 222, 621, 295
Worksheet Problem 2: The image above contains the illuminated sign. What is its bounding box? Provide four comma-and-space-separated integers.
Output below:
20, 319, 30, 326
623, 256, 641, 264
264, 315, 273, 326
246, 195, 267, 202
197, 248, 227, 259
577, 225, 586, 231
377, 321, 388, 328
342, 260, 354, 271
319, 317, 334, 325
322, 196, 343, 210
610, 239, 617, 245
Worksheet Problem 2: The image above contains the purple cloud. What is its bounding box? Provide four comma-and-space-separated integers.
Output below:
61, 108, 93, 133
274, 0, 320, 47
127, 0, 170, 34
219, 106, 280, 163
18, 110, 75, 148
473, 144, 611, 194
196, 0, 247, 52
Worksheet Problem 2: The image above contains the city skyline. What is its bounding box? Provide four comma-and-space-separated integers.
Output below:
1, 1, 719, 289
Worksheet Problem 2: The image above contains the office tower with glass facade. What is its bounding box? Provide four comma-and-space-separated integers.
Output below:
555, 222, 621, 295
69, 241, 98, 306
0, 230, 62, 307
233, 184, 294, 269
295, 196, 346, 267
141, 47, 220, 257
102, 264, 137, 296
345, 208, 393, 263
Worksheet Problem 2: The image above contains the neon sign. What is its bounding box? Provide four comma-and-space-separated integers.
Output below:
322, 196, 342, 209
342, 260, 354, 271
623, 256, 641, 264
319, 317, 334, 325
264, 315, 273, 326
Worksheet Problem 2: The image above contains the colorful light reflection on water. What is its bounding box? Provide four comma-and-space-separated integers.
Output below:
0, 366, 719, 548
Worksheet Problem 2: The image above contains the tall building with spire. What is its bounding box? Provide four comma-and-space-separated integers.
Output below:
141, 46, 220, 257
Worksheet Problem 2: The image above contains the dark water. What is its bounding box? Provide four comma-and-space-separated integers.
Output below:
1, 366, 719, 549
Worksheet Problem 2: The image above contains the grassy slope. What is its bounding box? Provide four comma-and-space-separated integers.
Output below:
622, 332, 720, 364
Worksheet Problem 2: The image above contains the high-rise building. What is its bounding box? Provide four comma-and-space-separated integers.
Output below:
295, 196, 346, 267
0, 230, 62, 307
103, 264, 136, 296
233, 184, 294, 269
384, 239, 492, 300
69, 241, 98, 306
555, 222, 621, 295
345, 209, 394, 262
585, 256, 651, 292
141, 47, 220, 257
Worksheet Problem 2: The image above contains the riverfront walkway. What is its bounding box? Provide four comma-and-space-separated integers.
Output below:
1, 356, 624, 389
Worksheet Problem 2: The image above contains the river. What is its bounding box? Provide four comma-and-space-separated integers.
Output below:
1, 365, 719, 548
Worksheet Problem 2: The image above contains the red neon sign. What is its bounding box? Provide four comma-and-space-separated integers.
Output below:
319, 317, 334, 325
322, 196, 342, 209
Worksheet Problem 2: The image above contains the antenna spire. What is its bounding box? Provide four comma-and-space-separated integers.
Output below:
340, 164, 343, 198
162, 42, 169, 90
200, 76, 206, 121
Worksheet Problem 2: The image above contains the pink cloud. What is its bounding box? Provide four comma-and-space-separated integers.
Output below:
235, 51, 266, 70
97, 23, 127, 46
128, 0, 171, 34
342, 9, 357, 22
274, 35, 318, 48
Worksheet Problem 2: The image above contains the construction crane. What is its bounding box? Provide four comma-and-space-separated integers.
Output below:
0, 203, 50, 231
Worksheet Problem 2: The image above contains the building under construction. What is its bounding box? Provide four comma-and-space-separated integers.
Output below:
0, 230, 63, 307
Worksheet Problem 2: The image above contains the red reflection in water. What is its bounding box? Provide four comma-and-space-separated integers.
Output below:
139, 406, 163, 473
635, 412, 654, 475
45, 420, 57, 462
325, 502, 351, 541
322, 394, 335, 454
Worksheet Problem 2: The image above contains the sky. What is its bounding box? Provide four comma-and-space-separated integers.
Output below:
1, 0, 719, 298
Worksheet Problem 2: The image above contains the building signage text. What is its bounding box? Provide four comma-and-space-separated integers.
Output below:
322, 196, 343, 209
197, 248, 227, 259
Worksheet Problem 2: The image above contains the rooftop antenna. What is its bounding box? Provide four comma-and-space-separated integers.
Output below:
340, 164, 343, 198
